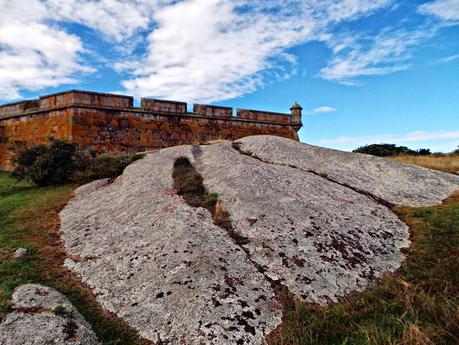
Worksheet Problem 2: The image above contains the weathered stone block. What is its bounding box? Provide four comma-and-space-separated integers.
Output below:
141, 98, 187, 113
193, 104, 233, 118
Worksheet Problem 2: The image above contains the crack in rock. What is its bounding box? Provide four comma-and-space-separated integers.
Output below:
194, 141, 411, 305
233, 135, 459, 207
57, 135, 458, 343
232, 141, 395, 208
172, 156, 294, 302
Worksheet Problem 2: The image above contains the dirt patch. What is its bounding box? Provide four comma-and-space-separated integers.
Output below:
9, 185, 152, 345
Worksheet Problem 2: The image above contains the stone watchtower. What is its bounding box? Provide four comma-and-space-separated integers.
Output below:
290, 102, 303, 131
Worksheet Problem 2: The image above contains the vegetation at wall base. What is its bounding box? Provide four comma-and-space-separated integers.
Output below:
11, 138, 145, 186
0, 173, 151, 345
11, 138, 80, 185
74, 153, 145, 183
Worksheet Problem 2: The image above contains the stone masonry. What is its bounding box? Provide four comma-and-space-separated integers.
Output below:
0, 90, 303, 170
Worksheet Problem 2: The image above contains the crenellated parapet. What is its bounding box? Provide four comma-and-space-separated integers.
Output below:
0, 100, 40, 118
236, 108, 292, 124
0, 90, 302, 126
0, 90, 302, 170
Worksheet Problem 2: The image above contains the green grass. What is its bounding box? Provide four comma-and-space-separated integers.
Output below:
0, 172, 150, 345
172, 157, 233, 232
1, 164, 458, 345
269, 196, 459, 345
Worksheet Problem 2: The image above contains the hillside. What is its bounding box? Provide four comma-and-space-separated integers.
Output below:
1, 135, 458, 345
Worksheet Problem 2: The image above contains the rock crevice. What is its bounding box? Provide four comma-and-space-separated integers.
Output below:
172, 155, 294, 301
59, 135, 459, 344
233, 135, 459, 207
231, 141, 395, 208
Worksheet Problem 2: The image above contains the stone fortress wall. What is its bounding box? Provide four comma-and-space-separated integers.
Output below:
0, 90, 303, 170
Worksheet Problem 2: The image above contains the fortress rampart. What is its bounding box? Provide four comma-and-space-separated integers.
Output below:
0, 90, 302, 170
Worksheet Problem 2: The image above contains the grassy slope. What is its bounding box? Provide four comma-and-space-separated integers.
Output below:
0, 173, 150, 345
390, 155, 459, 175
269, 190, 459, 344
1, 158, 458, 345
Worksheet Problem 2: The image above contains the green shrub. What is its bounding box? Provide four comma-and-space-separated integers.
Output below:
11, 138, 145, 186
353, 144, 431, 157
204, 192, 219, 206
74, 154, 145, 183
12, 139, 79, 186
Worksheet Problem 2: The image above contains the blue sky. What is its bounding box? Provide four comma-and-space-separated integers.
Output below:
0, 0, 458, 152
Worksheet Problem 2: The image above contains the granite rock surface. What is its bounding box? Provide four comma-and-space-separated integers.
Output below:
59, 136, 459, 344
60, 147, 281, 344
235, 135, 459, 207
0, 284, 100, 345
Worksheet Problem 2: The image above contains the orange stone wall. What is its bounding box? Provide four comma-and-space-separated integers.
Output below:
0, 90, 301, 171
71, 108, 298, 153
0, 110, 73, 169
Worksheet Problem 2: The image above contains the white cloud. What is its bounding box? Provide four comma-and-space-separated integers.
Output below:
0, 0, 92, 100
319, 27, 436, 85
43, 0, 162, 41
120, 0, 309, 102
119, 0, 394, 102
430, 54, 459, 64
312, 106, 337, 113
2, 0, 450, 103
419, 0, 459, 21
320, 130, 459, 148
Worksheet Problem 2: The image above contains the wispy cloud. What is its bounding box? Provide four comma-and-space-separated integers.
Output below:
319, 27, 437, 85
0, 0, 395, 102
320, 130, 459, 147
311, 106, 337, 114
430, 54, 459, 65
0, 0, 456, 102
318, 0, 459, 85
121, 0, 311, 102
120, 0, 393, 102
418, 0, 459, 21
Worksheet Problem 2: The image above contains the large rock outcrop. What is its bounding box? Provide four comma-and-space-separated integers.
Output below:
59, 135, 459, 344
0, 284, 100, 345
234, 135, 459, 207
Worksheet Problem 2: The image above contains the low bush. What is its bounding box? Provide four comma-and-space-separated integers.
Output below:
353, 144, 431, 157
11, 138, 145, 186
74, 153, 145, 183
12, 139, 80, 186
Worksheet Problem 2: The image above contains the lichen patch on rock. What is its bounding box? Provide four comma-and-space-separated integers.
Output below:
59, 136, 459, 344
0, 284, 100, 345
61, 147, 282, 344
198, 142, 410, 304
235, 135, 459, 207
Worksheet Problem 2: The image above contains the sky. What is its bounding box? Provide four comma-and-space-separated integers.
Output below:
0, 0, 458, 152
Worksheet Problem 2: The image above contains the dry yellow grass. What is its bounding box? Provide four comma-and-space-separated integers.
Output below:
390, 155, 459, 175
